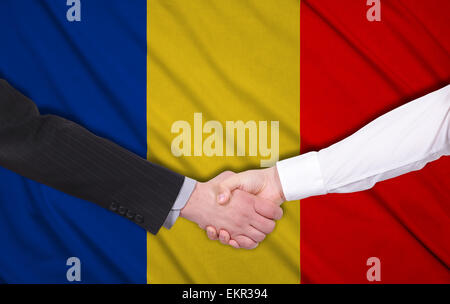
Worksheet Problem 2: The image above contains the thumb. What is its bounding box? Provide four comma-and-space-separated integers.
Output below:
217, 174, 243, 205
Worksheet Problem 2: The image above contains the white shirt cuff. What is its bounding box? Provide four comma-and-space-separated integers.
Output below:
162, 177, 197, 229
276, 152, 327, 201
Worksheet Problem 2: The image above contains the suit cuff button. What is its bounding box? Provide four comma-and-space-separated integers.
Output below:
135, 214, 144, 223
109, 202, 118, 212
118, 206, 127, 215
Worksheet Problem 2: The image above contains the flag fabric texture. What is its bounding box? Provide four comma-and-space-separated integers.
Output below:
0, 0, 448, 283
0, 0, 147, 283
301, 0, 450, 283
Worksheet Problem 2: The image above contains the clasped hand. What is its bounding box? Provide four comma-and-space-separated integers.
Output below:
180, 168, 286, 249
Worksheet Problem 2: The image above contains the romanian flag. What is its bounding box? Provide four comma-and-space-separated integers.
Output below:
0, 0, 448, 283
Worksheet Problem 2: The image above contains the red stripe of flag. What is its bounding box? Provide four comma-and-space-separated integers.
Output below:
300, 0, 450, 283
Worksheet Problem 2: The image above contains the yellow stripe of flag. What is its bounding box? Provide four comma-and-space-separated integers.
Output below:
147, 0, 300, 283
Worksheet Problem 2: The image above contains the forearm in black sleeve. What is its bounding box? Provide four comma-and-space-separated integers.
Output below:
0, 79, 184, 234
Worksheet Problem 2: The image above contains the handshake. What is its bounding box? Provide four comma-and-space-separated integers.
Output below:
179, 167, 286, 250
1, 80, 446, 252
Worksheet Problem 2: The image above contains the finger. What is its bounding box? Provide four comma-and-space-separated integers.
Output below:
229, 239, 240, 249
251, 215, 276, 234
206, 226, 219, 240
219, 229, 231, 245
254, 199, 283, 220
246, 226, 266, 243
233, 235, 258, 250
217, 175, 243, 205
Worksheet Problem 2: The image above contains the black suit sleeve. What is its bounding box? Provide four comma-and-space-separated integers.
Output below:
0, 79, 185, 234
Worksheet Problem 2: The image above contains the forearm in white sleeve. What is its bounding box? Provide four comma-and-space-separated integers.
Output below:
277, 85, 450, 201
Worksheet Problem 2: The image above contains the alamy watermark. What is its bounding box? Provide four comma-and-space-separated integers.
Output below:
170, 113, 279, 167
66, 257, 81, 282
66, 0, 81, 22
366, 0, 381, 22
366, 257, 381, 282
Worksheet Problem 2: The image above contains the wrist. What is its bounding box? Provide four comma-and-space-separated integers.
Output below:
180, 182, 208, 226
179, 183, 196, 220
269, 166, 285, 203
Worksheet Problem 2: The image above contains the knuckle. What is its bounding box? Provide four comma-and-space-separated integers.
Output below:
235, 219, 244, 229
269, 205, 280, 218
239, 208, 250, 219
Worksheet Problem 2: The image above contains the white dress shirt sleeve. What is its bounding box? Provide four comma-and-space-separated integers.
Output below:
277, 85, 450, 201
162, 177, 197, 229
